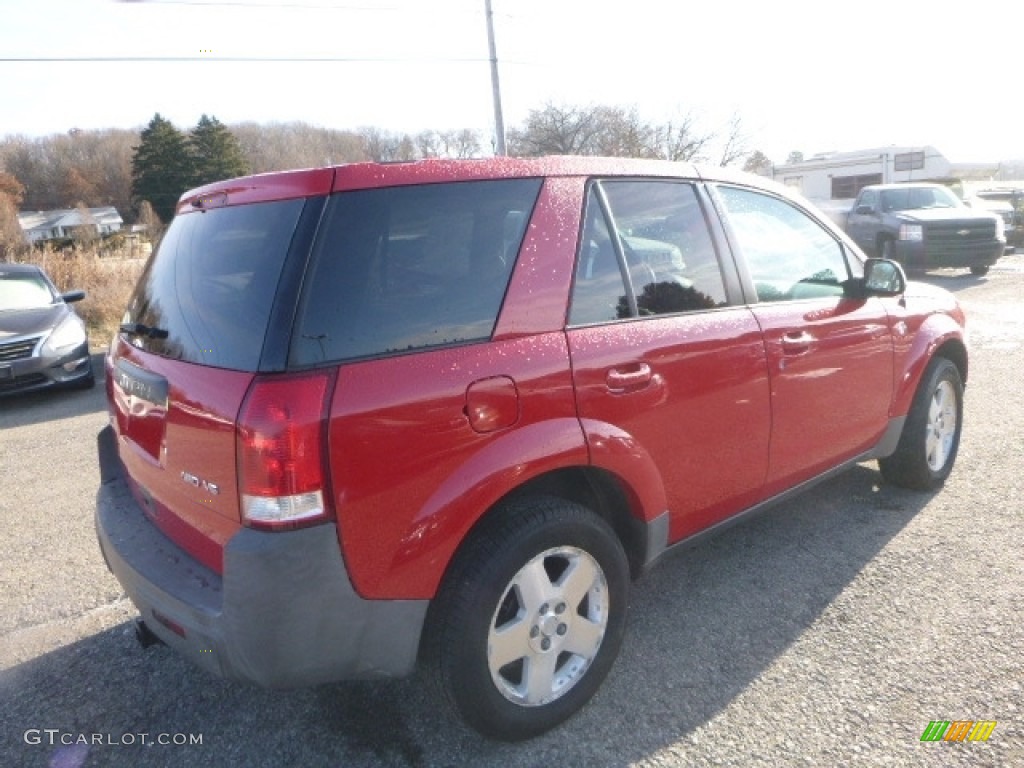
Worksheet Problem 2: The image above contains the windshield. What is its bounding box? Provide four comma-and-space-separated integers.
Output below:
880, 186, 961, 212
0, 272, 56, 311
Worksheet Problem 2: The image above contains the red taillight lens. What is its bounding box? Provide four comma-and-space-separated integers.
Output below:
237, 370, 335, 530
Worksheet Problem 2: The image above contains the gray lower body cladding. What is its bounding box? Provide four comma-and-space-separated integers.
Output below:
95, 425, 428, 687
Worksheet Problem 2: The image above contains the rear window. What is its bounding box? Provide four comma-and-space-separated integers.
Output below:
290, 178, 542, 366
122, 199, 305, 371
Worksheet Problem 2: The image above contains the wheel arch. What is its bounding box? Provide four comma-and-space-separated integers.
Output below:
496, 466, 657, 579
934, 337, 968, 386
384, 417, 666, 603
893, 321, 968, 417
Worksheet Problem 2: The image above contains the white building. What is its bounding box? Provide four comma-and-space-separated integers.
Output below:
17, 206, 123, 243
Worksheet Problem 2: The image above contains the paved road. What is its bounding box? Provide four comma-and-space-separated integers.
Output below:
2, 257, 1022, 767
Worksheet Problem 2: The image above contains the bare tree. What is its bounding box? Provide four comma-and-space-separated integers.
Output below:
440, 129, 481, 159
509, 102, 732, 163
60, 167, 99, 207
357, 126, 417, 163
0, 193, 25, 261
654, 113, 711, 162
716, 113, 749, 167
415, 130, 443, 158
230, 121, 369, 173
508, 103, 609, 156
0, 129, 136, 217
592, 107, 660, 158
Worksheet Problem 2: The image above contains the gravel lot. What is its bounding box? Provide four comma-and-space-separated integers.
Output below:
2, 256, 1022, 767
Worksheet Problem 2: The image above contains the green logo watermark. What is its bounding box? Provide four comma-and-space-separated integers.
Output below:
920, 721, 996, 742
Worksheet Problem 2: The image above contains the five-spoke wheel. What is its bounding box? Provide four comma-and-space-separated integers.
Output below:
880, 356, 963, 490
426, 497, 629, 741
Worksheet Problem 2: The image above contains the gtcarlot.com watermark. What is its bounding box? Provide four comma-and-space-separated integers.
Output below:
25, 729, 203, 747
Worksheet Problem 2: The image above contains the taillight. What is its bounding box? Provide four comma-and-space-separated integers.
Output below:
237, 370, 336, 531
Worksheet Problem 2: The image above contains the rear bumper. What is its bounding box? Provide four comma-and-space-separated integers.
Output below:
95, 425, 428, 687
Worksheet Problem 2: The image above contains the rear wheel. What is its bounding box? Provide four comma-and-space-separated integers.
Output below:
425, 497, 629, 741
879, 357, 963, 490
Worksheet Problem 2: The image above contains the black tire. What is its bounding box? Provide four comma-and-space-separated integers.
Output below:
424, 496, 629, 741
970, 265, 990, 276
879, 357, 963, 490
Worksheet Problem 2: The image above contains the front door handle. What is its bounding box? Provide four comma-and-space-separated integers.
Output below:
606, 363, 653, 393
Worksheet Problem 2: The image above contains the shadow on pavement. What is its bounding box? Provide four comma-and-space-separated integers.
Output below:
0, 466, 933, 768
0, 352, 107, 430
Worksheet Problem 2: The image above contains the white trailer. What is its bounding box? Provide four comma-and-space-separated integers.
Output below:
770, 146, 998, 228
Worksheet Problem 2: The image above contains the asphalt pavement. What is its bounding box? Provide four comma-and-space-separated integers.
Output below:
1, 256, 1022, 767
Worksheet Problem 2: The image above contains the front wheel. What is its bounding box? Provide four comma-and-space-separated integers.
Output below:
879, 357, 963, 490
969, 265, 990, 276
425, 497, 629, 741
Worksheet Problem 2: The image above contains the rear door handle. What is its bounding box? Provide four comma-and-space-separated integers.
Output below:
606, 363, 652, 393
780, 331, 815, 355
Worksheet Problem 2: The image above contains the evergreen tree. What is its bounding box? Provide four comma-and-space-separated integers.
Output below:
131, 114, 194, 223
189, 115, 248, 187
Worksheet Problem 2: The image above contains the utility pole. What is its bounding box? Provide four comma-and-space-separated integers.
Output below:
484, 0, 506, 156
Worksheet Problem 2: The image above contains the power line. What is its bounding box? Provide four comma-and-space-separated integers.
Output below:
125, 0, 485, 11
0, 56, 491, 63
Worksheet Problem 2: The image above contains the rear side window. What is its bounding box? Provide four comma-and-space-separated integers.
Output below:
290, 179, 541, 366
569, 181, 728, 325
123, 199, 305, 371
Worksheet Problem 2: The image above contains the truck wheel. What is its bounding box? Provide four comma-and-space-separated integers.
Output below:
970, 265, 990, 276
425, 496, 629, 741
879, 357, 963, 490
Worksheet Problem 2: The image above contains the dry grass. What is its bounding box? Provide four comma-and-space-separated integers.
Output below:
14, 244, 146, 348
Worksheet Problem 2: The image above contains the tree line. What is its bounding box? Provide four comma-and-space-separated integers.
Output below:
0, 104, 775, 256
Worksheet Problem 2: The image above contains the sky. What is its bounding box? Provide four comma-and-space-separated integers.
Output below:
1, 0, 1022, 165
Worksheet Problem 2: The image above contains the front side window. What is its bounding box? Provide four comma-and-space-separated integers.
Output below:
717, 186, 851, 303
569, 181, 728, 325
856, 189, 878, 211
291, 179, 541, 365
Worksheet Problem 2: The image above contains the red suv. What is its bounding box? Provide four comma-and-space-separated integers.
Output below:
96, 157, 967, 740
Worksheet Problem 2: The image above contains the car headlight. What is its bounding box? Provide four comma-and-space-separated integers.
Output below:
898, 224, 923, 241
42, 313, 88, 356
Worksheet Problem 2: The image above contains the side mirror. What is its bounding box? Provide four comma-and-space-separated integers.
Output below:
61, 289, 86, 303
863, 258, 906, 296
855, 204, 875, 215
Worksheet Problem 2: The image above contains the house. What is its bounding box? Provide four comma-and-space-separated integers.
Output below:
17, 206, 123, 243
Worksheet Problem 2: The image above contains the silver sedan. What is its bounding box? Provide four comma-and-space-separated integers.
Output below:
0, 263, 94, 396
